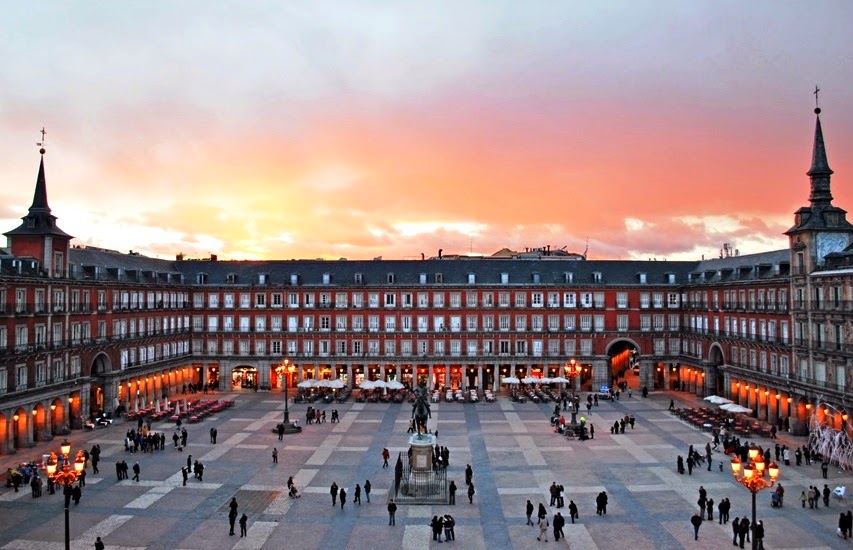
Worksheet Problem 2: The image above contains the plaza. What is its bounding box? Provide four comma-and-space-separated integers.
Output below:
0, 385, 850, 549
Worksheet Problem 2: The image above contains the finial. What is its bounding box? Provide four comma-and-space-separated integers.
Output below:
814, 85, 821, 114
36, 127, 46, 154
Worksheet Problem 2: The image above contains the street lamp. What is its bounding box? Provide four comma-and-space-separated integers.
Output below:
564, 360, 584, 425
275, 359, 300, 434
46, 440, 86, 550
731, 447, 780, 550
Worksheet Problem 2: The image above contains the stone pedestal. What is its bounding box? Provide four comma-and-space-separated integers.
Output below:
409, 433, 435, 470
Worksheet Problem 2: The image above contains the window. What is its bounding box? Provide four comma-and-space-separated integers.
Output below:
617, 315, 629, 332
352, 316, 364, 332
593, 315, 605, 332
16, 365, 27, 390
449, 293, 461, 308
498, 292, 510, 307
466, 292, 478, 308
433, 293, 445, 308
499, 315, 510, 332
304, 293, 315, 308
384, 293, 396, 307
531, 293, 543, 307
515, 293, 527, 307
368, 315, 380, 332
368, 293, 379, 308
385, 315, 396, 332
531, 315, 543, 331
352, 293, 364, 308
336, 316, 347, 331
563, 292, 576, 308
320, 293, 331, 307
580, 315, 591, 332
580, 293, 593, 308
271, 293, 282, 307
208, 294, 219, 308
224, 294, 235, 308
616, 292, 628, 308
514, 315, 527, 331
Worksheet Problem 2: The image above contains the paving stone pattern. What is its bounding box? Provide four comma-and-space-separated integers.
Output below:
0, 388, 850, 549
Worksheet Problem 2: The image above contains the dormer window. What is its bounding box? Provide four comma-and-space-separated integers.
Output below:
532, 273, 540, 284
501, 272, 509, 285
387, 273, 395, 284
196, 273, 208, 284
258, 274, 267, 285
593, 272, 602, 283
226, 273, 237, 284
638, 273, 647, 284
419, 273, 427, 284
564, 272, 574, 283
468, 273, 475, 285
355, 273, 363, 284
290, 274, 299, 285
323, 273, 331, 285
435, 273, 443, 284
667, 273, 675, 284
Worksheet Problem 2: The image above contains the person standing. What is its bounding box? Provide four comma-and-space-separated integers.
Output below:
754, 519, 765, 550
467, 481, 475, 504
364, 479, 371, 503
706, 497, 714, 521
387, 499, 397, 525
465, 464, 473, 486
339, 487, 347, 510
272, 448, 278, 464
538, 503, 547, 523
382, 448, 390, 468
181, 467, 188, 486
94, 536, 105, 550
132, 462, 140, 482
732, 517, 740, 546
431, 515, 444, 542
448, 480, 457, 504
444, 514, 455, 541
526, 500, 534, 526
823, 484, 831, 507
738, 516, 750, 548
354, 484, 361, 505
690, 511, 703, 540
228, 509, 237, 536
210, 428, 215, 443
277, 424, 284, 441
239, 513, 248, 537
589, 424, 594, 439
330, 482, 339, 506
821, 460, 829, 479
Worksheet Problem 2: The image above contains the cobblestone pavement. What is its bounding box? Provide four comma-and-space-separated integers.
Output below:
0, 388, 850, 549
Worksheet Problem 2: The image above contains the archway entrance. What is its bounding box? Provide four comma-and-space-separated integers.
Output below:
90, 353, 111, 417
606, 339, 640, 390
708, 345, 725, 396
232, 367, 258, 390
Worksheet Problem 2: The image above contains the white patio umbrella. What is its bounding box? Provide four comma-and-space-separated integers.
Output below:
704, 395, 721, 402
386, 380, 405, 390
720, 403, 752, 414
521, 377, 539, 385
359, 380, 375, 390
372, 380, 387, 389
502, 376, 520, 384
155, 399, 161, 413
174, 402, 181, 415
315, 379, 331, 388
550, 376, 570, 384
328, 379, 346, 389
539, 377, 553, 384
297, 379, 317, 389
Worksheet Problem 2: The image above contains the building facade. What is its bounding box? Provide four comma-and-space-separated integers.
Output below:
0, 107, 850, 454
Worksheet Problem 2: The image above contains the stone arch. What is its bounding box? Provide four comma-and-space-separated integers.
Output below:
90, 352, 113, 418
50, 397, 66, 435
604, 338, 642, 387
0, 413, 7, 454
11, 407, 29, 451
708, 344, 726, 396
31, 402, 48, 442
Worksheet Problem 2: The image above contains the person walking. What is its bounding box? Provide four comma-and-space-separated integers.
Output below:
132, 462, 140, 482
239, 513, 248, 537
537, 514, 549, 542
364, 479, 371, 503
448, 480, 457, 504
94, 536, 105, 550
181, 467, 188, 486
228, 510, 237, 536
339, 487, 347, 510
538, 502, 548, 523
272, 448, 278, 464
277, 423, 284, 441
382, 448, 390, 468
526, 500, 534, 526
330, 482, 339, 506
354, 483, 361, 505
690, 511, 703, 540
467, 481, 475, 504
568, 500, 578, 524
387, 499, 397, 525
823, 484, 831, 507
465, 464, 473, 486
553, 512, 565, 541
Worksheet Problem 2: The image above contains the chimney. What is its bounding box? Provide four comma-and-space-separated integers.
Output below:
176, 253, 184, 261
438, 249, 442, 259
210, 254, 218, 261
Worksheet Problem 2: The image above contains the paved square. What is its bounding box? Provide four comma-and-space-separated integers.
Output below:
0, 390, 850, 549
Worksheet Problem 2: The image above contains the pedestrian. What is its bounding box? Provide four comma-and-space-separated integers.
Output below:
187, 454, 192, 471
228, 509, 237, 536
132, 462, 140, 482
388, 499, 397, 525
553, 512, 565, 541
754, 519, 765, 550
467, 481, 475, 504
739, 517, 750, 548
821, 460, 829, 479
449, 480, 457, 504
549, 482, 558, 507
526, 500, 534, 525
277, 423, 284, 441
706, 497, 714, 521
339, 487, 347, 510
465, 464, 473, 486
732, 517, 740, 546
210, 427, 215, 443
687, 455, 694, 475
272, 448, 278, 464
590, 424, 594, 439
382, 447, 390, 468
444, 514, 455, 541
354, 484, 361, 505
800, 490, 807, 508
538, 502, 547, 523
691, 511, 703, 540
239, 513, 248, 537
568, 500, 578, 523
537, 514, 549, 542
824, 484, 831, 507
94, 536, 105, 550
365, 479, 371, 503
431, 515, 444, 542
181, 467, 188, 486
330, 482, 339, 506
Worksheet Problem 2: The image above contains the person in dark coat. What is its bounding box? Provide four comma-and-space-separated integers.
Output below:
330, 482, 338, 506
431, 515, 444, 542
538, 502, 547, 523
467, 481, 475, 503
690, 511, 703, 540
738, 516, 750, 548
94, 536, 105, 550
443, 514, 455, 541
732, 517, 740, 546
449, 480, 457, 504
354, 484, 361, 505
339, 487, 347, 509
228, 509, 237, 536
568, 500, 578, 523
387, 499, 397, 525
239, 513, 248, 537
754, 520, 765, 549
526, 500, 534, 525
553, 512, 565, 541
132, 462, 140, 482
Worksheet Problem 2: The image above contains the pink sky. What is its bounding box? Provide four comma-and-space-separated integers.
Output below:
1, 2, 852, 261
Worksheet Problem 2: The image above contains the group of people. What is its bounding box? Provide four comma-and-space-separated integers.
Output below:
227, 497, 249, 537
124, 427, 168, 453
430, 514, 456, 542
328, 479, 373, 509
305, 406, 338, 424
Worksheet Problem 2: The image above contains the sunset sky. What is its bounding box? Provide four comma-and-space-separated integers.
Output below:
2, 2, 853, 262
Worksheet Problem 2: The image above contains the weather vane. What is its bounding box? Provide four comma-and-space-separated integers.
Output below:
814, 85, 820, 109
36, 127, 46, 153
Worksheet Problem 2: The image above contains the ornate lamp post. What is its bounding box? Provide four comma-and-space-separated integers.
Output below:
275, 359, 300, 434
46, 440, 86, 550
731, 447, 780, 550
564, 359, 584, 426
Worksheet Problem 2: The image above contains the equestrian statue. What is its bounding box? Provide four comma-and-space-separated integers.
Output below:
411, 383, 432, 437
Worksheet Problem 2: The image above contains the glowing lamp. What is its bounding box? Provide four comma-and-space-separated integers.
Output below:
748, 447, 760, 460
50, 404, 56, 411
768, 461, 779, 481
775, 394, 781, 400
60, 440, 71, 456
764, 391, 769, 396
73, 451, 86, 473
806, 403, 812, 410
786, 397, 792, 403
730, 456, 742, 476
843, 414, 849, 421
12, 414, 19, 421
32, 409, 37, 416
743, 462, 755, 479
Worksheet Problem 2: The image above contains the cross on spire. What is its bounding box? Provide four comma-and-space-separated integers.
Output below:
814, 85, 820, 109
36, 127, 46, 153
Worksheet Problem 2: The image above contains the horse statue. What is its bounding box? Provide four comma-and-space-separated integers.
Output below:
411, 384, 432, 437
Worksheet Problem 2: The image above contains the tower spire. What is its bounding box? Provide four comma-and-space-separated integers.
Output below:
807, 104, 834, 205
